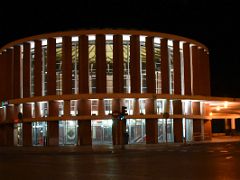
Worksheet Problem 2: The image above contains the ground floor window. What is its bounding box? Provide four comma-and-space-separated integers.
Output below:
158, 119, 174, 143
183, 119, 193, 141
32, 122, 47, 146
14, 123, 22, 146
91, 120, 113, 145
59, 120, 78, 145
126, 119, 146, 144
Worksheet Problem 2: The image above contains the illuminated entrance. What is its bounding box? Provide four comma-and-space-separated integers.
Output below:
14, 123, 22, 146
91, 120, 113, 144
59, 120, 78, 145
126, 119, 146, 144
32, 122, 47, 146
158, 119, 174, 143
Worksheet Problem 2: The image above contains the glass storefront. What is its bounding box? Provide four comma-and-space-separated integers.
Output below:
91, 120, 112, 145
183, 118, 193, 142
14, 123, 23, 146
32, 122, 47, 146
59, 120, 78, 145
127, 119, 146, 144
158, 119, 174, 143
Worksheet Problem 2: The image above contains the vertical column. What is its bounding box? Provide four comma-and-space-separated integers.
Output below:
145, 37, 157, 144
130, 35, 140, 93
34, 40, 42, 118
62, 36, 72, 116
204, 120, 212, 140
78, 35, 89, 94
22, 43, 32, 146
145, 98, 158, 144
0, 52, 7, 100
98, 99, 105, 115
13, 45, 21, 99
112, 99, 122, 145
198, 48, 206, 95
225, 119, 231, 135
130, 35, 140, 133
6, 49, 14, 100
78, 35, 91, 146
191, 46, 200, 95
47, 38, 56, 95
112, 35, 124, 145
160, 38, 169, 94
34, 40, 42, 96
231, 118, 236, 134
183, 43, 191, 95
47, 38, 59, 146
0, 53, 3, 101
5, 49, 14, 146
48, 101, 59, 146
113, 35, 124, 93
96, 34, 106, 93
203, 103, 212, 140
173, 100, 183, 142
173, 40, 181, 94
23, 43, 31, 98
23, 103, 32, 146
192, 102, 202, 141
203, 50, 211, 96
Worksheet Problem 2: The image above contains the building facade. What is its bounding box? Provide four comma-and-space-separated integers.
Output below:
0, 29, 213, 146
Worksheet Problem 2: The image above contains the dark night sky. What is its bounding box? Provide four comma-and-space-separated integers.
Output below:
0, 0, 239, 97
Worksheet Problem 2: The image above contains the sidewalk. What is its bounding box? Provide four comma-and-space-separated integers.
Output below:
0, 135, 240, 154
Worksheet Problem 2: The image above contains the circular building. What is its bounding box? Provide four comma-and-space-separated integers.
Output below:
0, 29, 212, 146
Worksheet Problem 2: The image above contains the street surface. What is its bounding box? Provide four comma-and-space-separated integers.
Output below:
1, 142, 240, 179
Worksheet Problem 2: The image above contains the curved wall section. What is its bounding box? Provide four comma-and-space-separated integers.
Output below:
0, 29, 211, 146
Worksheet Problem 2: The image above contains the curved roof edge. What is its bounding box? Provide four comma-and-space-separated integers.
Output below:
0, 29, 208, 53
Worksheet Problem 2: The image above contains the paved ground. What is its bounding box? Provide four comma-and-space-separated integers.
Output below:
0, 136, 240, 179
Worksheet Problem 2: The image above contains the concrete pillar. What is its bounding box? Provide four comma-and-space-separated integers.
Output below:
133, 98, 140, 115
13, 45, 21, 99
62, 36, 72, 95
113, 35, 124, 93
78, 35, 89, 93
145, 37, 157, 144
34, 40, 42, 96
130, 35, 140, 93
23, 43, 31, 98
204, 120, 212, 140
183, 43, 191, 95
5, 49, 14, 100
192, 102, 202, 141
173, 100, 183, 142
96, 34, 106, 93
160, 38, 169, 94
0, 124, 14, 146
204, 51, 211, 96
47, 38, 56, 95
98, 99, 105, 116
78, 99, 92, 145
78, 35, 91, 146
173, 40, 181, 95
64, 100, 70, 116
112, 35, 124, 145
23, 103, 32, 146
191, 46, 200, 95
48, 101, 59, 146
146, 36, 155, 93
224, 119, 231, 135
6, 105, 16, 123
112, 99, 123, 145
230, 118, 236, 135
145, 98, 158, 144
35, 102, 41, 118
